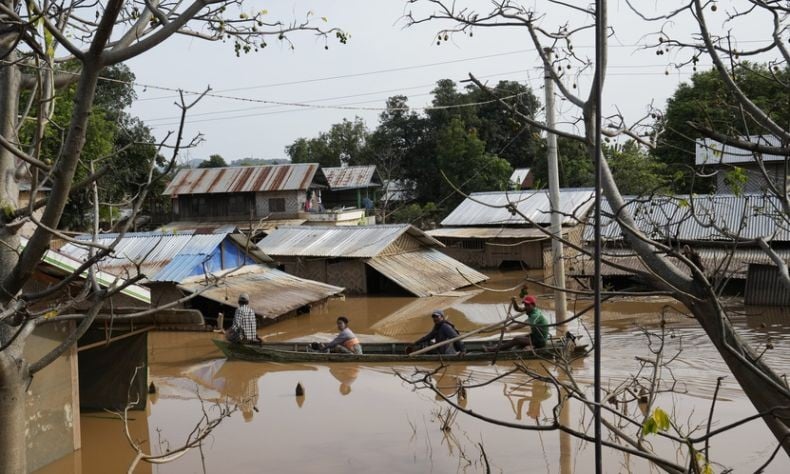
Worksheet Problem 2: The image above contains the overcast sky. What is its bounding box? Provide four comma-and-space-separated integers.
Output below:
124, 1, 772, 164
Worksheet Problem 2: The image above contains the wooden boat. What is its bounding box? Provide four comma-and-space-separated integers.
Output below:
213, 338, 588, 363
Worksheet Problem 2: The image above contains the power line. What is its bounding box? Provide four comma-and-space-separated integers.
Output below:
142, 69, 704, 128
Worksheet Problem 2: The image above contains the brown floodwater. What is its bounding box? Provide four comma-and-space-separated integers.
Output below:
37, 270, 790, 473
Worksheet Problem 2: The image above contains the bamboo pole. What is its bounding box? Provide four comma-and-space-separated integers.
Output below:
408, 313, 521, 356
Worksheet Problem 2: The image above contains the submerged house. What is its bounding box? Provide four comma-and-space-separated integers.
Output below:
569, 193, 790, 304
18, 239, 156, 471
428, 189, 595, 269
60, 230, 342, 322
258, 224, 488, 296
696, 135, 788, 194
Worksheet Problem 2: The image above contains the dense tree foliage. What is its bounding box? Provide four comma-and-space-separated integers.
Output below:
605, 141, 668, 195
198, 154, 229, 168
287, 79, 543, 221
286, 117, 370, 167
654, 63, 790, 192
19, 64, 163, 230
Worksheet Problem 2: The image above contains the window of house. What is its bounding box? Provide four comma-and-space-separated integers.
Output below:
228, 195, 251, 216
461, 239, 484, 250
268, 198, 286, 213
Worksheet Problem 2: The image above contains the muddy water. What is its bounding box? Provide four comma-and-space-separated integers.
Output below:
38, 270, 790, 473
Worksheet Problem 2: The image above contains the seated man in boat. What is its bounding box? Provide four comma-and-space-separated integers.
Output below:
485, 295, 548, 352
412, 310, 465, 355
315, 316, 363, 354
225, 293, 261, 344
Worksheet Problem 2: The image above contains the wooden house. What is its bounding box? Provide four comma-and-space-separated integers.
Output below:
258, 224, 488, 296
59, 230, 342, 322
428, 189, 594, 269
569, 193, 790, 305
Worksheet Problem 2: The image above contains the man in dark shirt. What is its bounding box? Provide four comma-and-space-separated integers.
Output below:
413, 310, 465, 355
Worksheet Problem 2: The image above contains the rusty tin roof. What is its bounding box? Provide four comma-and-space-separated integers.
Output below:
323, 165, 381, 190
178, 265, 344, 320
163, 164, 322, 195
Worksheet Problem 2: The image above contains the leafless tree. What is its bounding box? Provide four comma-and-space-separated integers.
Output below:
0, 1, 346, 471
404, 0, 790, 461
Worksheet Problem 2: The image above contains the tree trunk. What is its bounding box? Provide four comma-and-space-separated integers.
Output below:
685, 293, 790, 455
0, 349, 29, 473
591, 129, 790, 454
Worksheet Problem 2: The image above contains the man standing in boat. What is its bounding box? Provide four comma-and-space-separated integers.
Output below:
226, 293, 261, 344
413, 310, 465, 355
486, 295, 548, 352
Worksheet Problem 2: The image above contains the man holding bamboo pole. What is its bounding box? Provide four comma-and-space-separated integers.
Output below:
484, 295, 549, 352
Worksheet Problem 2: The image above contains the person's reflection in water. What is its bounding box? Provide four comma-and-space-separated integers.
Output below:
506, 380, 551, 422
239, 377, 260, 422
329, 365, 359, 396
433, 368, 469, 408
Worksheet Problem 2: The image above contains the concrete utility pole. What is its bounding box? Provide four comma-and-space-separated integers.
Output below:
543, 48, 568, 332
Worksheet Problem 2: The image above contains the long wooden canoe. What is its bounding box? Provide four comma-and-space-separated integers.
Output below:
213, 339, 588, 363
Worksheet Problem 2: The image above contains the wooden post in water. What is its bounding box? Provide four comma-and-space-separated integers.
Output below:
544, 47, 568, 334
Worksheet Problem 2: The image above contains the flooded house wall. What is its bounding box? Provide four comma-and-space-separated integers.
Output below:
150, 282, 186, 308
435, 238, 543, 268
24, 321, 80, 472
78, 331, 148, 411
279, 257, 367, 293
745, 264, 790, 306
543, 225, 586, 280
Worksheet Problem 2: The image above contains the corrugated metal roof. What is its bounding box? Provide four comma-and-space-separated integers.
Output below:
509, 168, 531, 186
59, 231, 251, 282
323, 165, 381, 190
178, 265, 344, 320
696, 135, 787, 165
569, 247, 790, 278
427, 227, 556, 239
20, 237, 151, 303
440, 189, 595, 227
258, 224, 443, 258
163, 164, 320, 195
380, 179, 416, 202
366, 248, 488, 297
585, 194, 790, 243
158, 219, 306, 233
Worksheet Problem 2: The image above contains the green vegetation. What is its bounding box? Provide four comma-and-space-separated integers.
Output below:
654, 63, 790, 192
286, 79, 542, 220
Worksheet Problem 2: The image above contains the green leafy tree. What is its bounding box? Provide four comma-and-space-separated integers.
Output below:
605, 141, 668, 195
0, 4, 346, 471
434, 117, 512, 210
532, 137, 593, 188
286, 117, 370, 167
198, 154, 228, 168
655, 63, 790, 192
